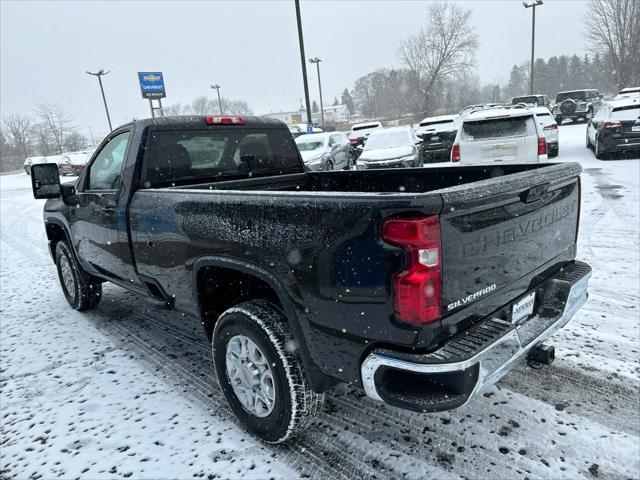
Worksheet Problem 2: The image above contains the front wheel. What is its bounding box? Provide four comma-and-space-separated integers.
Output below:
212, 300, 324, 443
55, 241, 102, 310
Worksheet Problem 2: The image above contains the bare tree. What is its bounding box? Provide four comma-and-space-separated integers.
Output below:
63, 131, 87, 151
36, 103, 74, 154
584, 0, 640, 89
219, 99, 253, 116
2, 114, 33, 161
399, 1, 478, 114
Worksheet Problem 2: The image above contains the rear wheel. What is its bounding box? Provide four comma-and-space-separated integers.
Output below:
55, 241, 102, 310
586, 129, 592, 149
595, 136, 607, 160
212, 300, 324, 443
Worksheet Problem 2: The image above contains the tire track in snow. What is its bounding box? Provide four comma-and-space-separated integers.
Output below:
90, 287, 639, 479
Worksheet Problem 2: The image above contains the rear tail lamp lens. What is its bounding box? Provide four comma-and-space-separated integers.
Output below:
382, 215, 442, 326
451, 143, 460, 162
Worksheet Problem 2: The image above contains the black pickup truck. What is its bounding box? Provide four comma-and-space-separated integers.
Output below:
31, 115, 591, 443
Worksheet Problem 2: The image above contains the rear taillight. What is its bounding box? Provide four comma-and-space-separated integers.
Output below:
543, 124, 557, 130
205, 116, 245, 125
538, 137, 547, 155
451, 143, 460, 162
602, 121, 621, 129
348, 137, 359, 143
382, 215, 442, 326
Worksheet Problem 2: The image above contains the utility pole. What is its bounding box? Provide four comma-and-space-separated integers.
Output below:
294, 0, 312, 132
86, 69, 113, 131
308, 57, 324, 130
523, 0, 543, 95
210, 84, 223, 114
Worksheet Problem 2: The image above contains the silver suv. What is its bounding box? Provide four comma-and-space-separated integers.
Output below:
553, 89, 603, 124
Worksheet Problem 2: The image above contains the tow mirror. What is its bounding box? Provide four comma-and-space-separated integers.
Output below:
31, 163, 61, 199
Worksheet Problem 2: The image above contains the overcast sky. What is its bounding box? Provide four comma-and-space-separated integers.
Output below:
1, 0, 588, 139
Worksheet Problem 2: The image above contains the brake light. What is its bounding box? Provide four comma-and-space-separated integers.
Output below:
382, 215, 442, 326
205, 116, 245, 125
348, 137, 359, 142
602, 121, 621, 129
451, 143, 460, 162
543, 124, 557, 130
538, 137, 547, 155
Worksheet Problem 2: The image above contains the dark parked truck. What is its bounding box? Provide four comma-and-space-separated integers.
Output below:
31, 115, 591, 443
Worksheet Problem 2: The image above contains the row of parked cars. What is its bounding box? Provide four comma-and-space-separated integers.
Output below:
24, 148, 95, 176
292, 86, 638, 171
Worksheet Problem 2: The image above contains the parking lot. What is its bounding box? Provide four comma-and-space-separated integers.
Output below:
1, 121, 638, 480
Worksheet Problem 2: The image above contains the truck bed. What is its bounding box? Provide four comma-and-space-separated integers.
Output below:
171, 163, 568, 196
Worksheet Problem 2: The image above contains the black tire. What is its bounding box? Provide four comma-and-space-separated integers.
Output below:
586, 130, 592, 149
212, 300, 324, 443
323, 160, 333, 171
594, 136, 607, 160
55, 241, 102, 310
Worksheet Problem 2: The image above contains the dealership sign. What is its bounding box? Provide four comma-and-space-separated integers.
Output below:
137, 72, 166, 99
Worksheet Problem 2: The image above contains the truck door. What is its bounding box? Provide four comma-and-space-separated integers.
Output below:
70, 130, 141, 285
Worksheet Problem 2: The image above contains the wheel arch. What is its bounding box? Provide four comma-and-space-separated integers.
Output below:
192, 256, 333, 392
45, 219, 73, 262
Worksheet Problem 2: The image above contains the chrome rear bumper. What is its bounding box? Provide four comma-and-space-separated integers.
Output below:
360, 262, 591, 412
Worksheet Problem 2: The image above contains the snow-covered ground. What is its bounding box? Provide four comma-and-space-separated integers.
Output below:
1, 123, 638, 480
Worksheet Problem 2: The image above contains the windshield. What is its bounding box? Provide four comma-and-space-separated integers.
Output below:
363, 131, 411, 150
420, 119, 454, 127
556, 91, 586, 102
512, 96, 541, 105
352, 124, 379, 132
295, 136, 326, 151
461, 116, 536, 140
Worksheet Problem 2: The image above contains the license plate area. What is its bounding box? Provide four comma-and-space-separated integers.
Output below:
511, 292, 536, 325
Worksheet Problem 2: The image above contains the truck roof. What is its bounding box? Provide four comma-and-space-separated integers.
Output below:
129, 115, 287, 130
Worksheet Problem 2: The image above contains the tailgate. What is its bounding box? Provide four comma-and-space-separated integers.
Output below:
462, 136, 537, 164
437, 163, 581, 317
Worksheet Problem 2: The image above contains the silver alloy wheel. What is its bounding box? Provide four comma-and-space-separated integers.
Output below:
59, 255, 75, 295
225, 334, 275, 417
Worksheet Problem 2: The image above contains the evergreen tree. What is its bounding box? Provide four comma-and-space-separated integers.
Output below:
341, 88, 355, 115
533, 58, 547, 94
311, 100, 319, 113
557, 56, 569, 92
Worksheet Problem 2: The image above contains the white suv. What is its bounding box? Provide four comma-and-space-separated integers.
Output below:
451, 108, 548, 165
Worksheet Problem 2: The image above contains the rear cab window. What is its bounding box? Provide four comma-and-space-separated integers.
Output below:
143, 128, 301, 187
461, 115, 536, 141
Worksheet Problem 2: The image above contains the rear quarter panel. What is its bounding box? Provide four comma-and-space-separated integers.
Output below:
129, 188, 443, 384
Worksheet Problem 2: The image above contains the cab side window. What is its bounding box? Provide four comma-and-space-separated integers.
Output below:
87, 132, 130, 190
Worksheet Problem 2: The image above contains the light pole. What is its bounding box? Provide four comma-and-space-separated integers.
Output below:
523, 0, 543, 95
294, 0, 312, 132
86, 69, 113, 131
210, 84, 223, 114
308, 57, 325, 130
